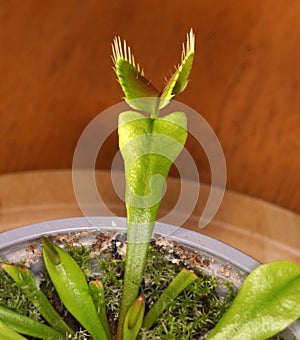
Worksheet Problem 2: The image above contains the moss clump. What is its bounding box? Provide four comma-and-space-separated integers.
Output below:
138, 246, 234, 339
0, 268, 41, 322
65, 243, 93, 277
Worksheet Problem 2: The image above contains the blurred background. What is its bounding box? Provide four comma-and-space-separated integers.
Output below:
1, 1, 300, 264
1, 0, 299, 213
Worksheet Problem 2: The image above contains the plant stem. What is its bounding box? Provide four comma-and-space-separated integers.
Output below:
116, 220, 154, 339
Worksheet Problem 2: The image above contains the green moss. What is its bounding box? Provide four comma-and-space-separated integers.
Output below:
64, 243, 93, 276
138, 246, 234, 339
0, 240, 239, 339
51, 241, 235, 338
0, 268, 41, 322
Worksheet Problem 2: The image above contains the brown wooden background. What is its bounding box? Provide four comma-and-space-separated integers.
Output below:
1, 0, 299, 213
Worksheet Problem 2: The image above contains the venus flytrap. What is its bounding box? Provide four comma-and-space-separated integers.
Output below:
113, 30, 195, 337
112, 29, 195, 117
113, 30, 300, 339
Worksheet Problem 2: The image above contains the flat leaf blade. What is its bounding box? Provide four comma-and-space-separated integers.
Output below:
42, 238, 108, 340
0, 305, 66, 340
207, 261, 300, 340
0, 320, 27, 340
118, 110, 188, 218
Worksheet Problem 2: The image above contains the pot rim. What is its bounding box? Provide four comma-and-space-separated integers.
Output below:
0, 216, 260, 273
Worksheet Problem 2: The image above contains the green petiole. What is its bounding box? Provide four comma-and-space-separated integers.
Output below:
143, 268, 198, 329
1, 263, 74, 336
42, 237, 109, 340
0, 305, 66, 339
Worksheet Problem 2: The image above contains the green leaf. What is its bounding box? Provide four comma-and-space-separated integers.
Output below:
143, 269, 197, 329
112, 37, 160, 115
0, 320, 27, 340
159, 29, 195, 109
0, 305, 65, 340
89, 280, 112, 340
1, 264, 74, 336
42, 238, 109, 340
207, 261, 300, 340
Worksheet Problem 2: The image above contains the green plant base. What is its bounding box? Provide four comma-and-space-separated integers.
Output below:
0, 217, 298, 339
